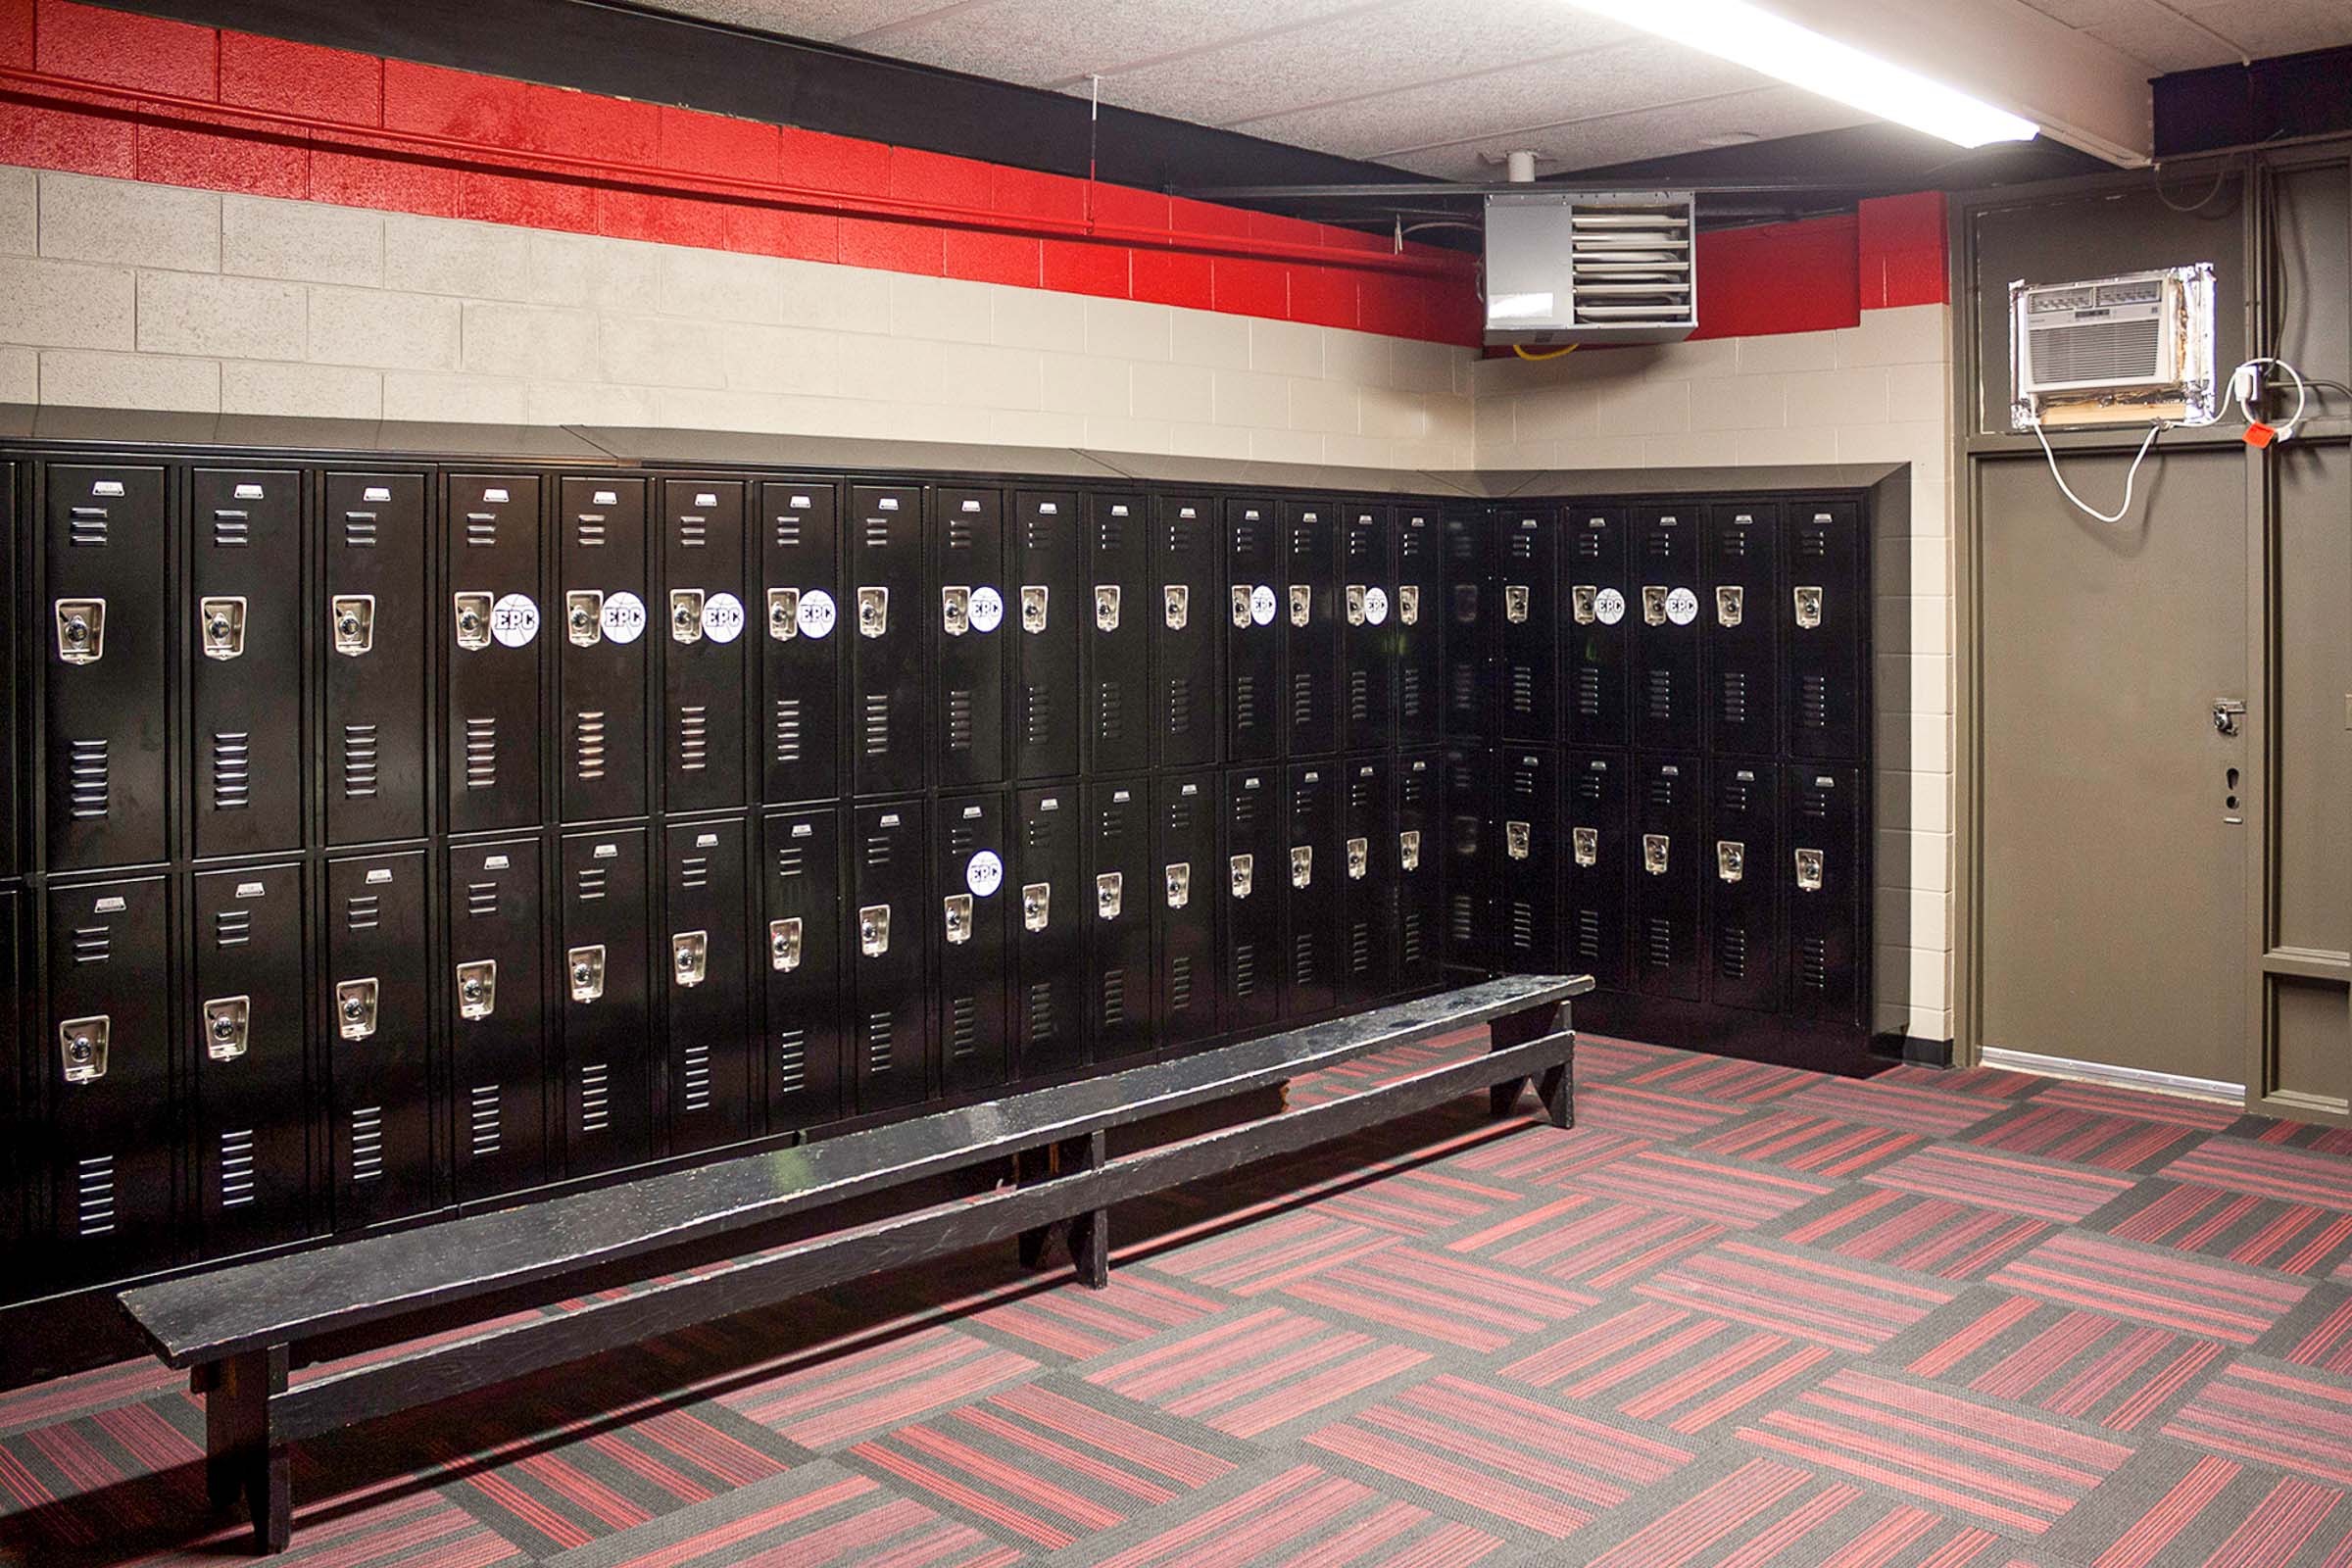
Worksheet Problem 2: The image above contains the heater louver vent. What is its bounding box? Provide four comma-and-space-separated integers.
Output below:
1485, 191, 1696, 346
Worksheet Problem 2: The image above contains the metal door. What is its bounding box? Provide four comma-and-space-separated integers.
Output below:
1562, 507, 1630, 749
1395, 508, 1442, 749
1500, 747, 1560, 972
1340, 757, 1393, 1006
1014, 785, 1086, 1077
1704, 503, 1779, 758
761, 807, 845, 1133
448, 838, 548, 1200
1154, 772, 1220, 1047
324, 472, 428, 846
1784, 503, 1864, 760
1444, 511, 1494, 740
1222, 767, 1283, 1030
44, 464, 168, 870
1152, 494, 1219, 768
325, 850, 432, 1230
1784, 763, 1864, 1025
558, 477, 650, 822
1085, 493, 1150, 775
1444, 743, 1494, 972
1224, 499, 1283, 763
1086, 779, 1153, 1059
1498, 510, 1557, 744
560, 826, 652, 1175
760, 479, 844, 805
1284, 762, 1341, 1016
663, 479, 751, 813
850, 801, 930, 1111
1284, 500, 1339, 758
192, 862, 310, 1257
937, 790, 1011, 1094
936, 488, 1008, 788
1394, 753, 1444, 991
663, 817, 752, 1152
1706, 761, 1780, 1011
1632, 508, 1702, 753
1343, 506, 1395, 753
1563, 753, 1632, 991
190, 468, 302, 858
850, 485, 926, 797
1632, 756, 1703, 1001
1014, 492, 1081, 780
447, 474, 544, 833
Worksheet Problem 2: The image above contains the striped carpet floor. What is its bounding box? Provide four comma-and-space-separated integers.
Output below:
7, 1034, 2352, 1567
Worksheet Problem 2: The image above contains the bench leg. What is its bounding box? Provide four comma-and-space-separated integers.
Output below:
207, 1346, 291, 1554
1536, 1061, 1573, 1128
1014, 1144, 1069, 1271
1489, 1003, 1570, 1121
1067, 1132, 1109, 1290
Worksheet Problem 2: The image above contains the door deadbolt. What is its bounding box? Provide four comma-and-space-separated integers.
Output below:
1095, 584, 1119, 632
1021, 882, 1051, 932
670, 588, 706, 644
671, 930, 709, 987
769, 917, 803, 972
858, 586, 890, 637
54, 599, 105, 664
331, 594, 375, 657
1642, 833, 1671, 875
335, 978, 378, 1041
2212, 699, 2245, 737
859, 904, 891, 957
199, 597, 248, 661
1795, 848, 1825, 892
1165, 861, 1191, 909
1097, 871, 1123, 920
453, 591, 493, 650
567, 945, 606, 1003
59, 1015, 110, 1083
767, 587, 800, 640
456, 958, 498, 1020
1021, 585, 1049, 633
1793, 585, 1823, 630
566, 589, 604, 646
1717, 840, 1745, 883
203, 996, 250, 1061
1398, 829, 1422, 870
1573, 827, 1598, 867
1229, 854, 1253, 899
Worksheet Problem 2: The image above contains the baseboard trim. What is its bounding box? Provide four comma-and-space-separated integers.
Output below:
1873, 1033, 1954, 1067
1979, 1047, 2245, 1107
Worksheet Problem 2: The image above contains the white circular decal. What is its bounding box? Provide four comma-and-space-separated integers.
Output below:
490, 593, 540, 648
966, 850, 1004, 898
1665, 587, 1700, 627
600, 591, 648, 644
797, 589, 837, 640
968, 586, 1005, 633
702, 592, 747, 644
1363, 587, 1391, 625
1594, 588, 1627, 626
1249, 585, 1279, 626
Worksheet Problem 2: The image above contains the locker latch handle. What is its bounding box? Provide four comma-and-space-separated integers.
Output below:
859, 905, 891, 957
1290, 845, 1312, 889
1021, 585, 1049, 633
1097, 871, 1123, 920
58, 1015, 109, 1084
1288, 584, 1310, 628
1716, 586, 1743, 628
1229, 586, 1252, 629
1397, 584, 1419, 626
1021, 882, 1051, 932
672, 930, 710, 987
335, 978, 378, 1041
1165, 861, 1191, 909
1571, 585, 1597, 625
1506, 821, 1531, 861
1397, 829, 1421, 871
53, 599, 105, 664
942, 585, 971, 636
1094, 584, 1119, 632
768, 587, 800, 641
1230, 854, 1254, 899
1794, 586, 1823, 630
1504, 584, 1530, 624
1347, 836, 1368, 880
1346, 585, 1366, 626
456, 959, 498, 1020
944, 893, 972, 945
566, 590, 604, 647
1164, 585, 1188, 630
1795, 848, 1825, 892
1642, 586, 1669, 627
203, 995, 250, 1061
453, 591, 494, 650
199, 597, 248, 661
1717, 840, 1746, 883
332, 594, 375, 657
1573, 827, 1598, 868
670, 588, 707, 645
1642, 834, 1671, 875
858, 586, 889, 638
568, 945, 606, 1003
769, 917, 803, 972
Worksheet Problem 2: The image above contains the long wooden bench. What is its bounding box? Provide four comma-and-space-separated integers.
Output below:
118, 974, 1591, 1555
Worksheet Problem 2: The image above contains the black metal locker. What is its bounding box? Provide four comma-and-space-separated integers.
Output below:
1499, 747, 1560, 972
2, 463, 15, 877
1498, 510, 1557, 745
325, 850, 432, 1230
1013, 785, 1086, 1077
558, 477, 649, 823
1152, 772, 1218, 1047
1283, 500, 1339, 758
662, 817, 752, 1152
1706, 761, 1780, 1011
1013, 492, 1081, 781
1395, 508, 1442, 750
1086, 778, 1153, 1060
1085, 494, 1150, 776
663, 479, 751, 814
1284, 762, 1341, 1016
44, 464, 168, 871
1442, 744, 1494, 973
1632, 756, 1703, 1002
1562, 507, 1631, 750
1443, 511, 1494, 741
324, 472, 429, 847
936, 487, 1008, 789
560, 826, 653, 1175
761, 807, 844, 1133
1342, 506, 1394, 754
448, 838, 548, 1201
1563, 753, 1632, 992
1705, 504, 1779, 758
190, 468, 302, 859
1784, 763, 1865, 1023
850, 485, 926, 797
1151, 494, 1219, 769
1632, 508, 1702, 753
447, 474, 544, 834
937, 790, 1011, 1094
1785, 503, 1865, 760
44, 876, 172, 1280
1224, 499, 1283, 763
850, 801, 929, 1111
1221, 767, 1283, 1030
1339, 757, 1391, 1008
191, 862, 310, 1257
1394, 753, 1444, 992
0, 890, 16, 1260
760, 479, 844, 805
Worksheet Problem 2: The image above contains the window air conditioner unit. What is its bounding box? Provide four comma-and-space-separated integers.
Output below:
2009, 265, 2217, 429
1485, 191, 1697, 347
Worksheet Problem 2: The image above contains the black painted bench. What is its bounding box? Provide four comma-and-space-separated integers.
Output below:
118, 973, 1590, 1555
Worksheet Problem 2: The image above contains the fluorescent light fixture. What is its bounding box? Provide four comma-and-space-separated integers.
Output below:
1563, 0, 2040, 148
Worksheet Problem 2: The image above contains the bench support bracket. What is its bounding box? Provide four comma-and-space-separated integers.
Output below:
1490, 1002, 1573, 1127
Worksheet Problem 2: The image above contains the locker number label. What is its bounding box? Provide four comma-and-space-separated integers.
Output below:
490, 593, 541, 648
967, 586, 1005, 633
1250, 584, 1279, 626
798, 589, 838, 639
1664, 587, 1699, 627
600, 591, 648, 644
965, 850, 1004, 898
1594, 588, 1627, 625
702, 592, 747, 644
1363, 587, 1390, 625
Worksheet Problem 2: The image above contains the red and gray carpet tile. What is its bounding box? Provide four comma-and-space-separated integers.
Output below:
7, 1033, 2352, 1567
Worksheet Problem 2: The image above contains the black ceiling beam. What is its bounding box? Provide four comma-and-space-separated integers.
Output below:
2151, 45, 2352, 157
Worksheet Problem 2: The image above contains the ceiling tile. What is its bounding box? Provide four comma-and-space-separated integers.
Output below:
866, 0, 1410, 88
1375, 85, 1871, 178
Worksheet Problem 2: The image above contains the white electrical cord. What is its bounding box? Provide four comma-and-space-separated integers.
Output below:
2229, 355, 2309, 441
2029, 414, 2162, 524
2030, 354, 2314, 523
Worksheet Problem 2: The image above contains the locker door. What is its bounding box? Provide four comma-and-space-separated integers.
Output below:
1014, 492, 1081, 781
1085, 493, 1150, 776
760, 480, 844, 805
325, 472, 428, 846
1394, 753, 1444, 992
559, 477, 650, 823
936, 488, 1008, 789
1283, 500, 1339, 758
663, 818, 752, 1152
1339, 757, 1392, 1007
44, 464, 168, 870
1444, 511, 1494, 741
1395, 508, 1443, 749
1705, 503, 1780, 758
663, 479, 751, 812
1785, 503, 1865, 760
0, 890, 16, 1259
1, 465, 14, 877
326, 850, 432, 1230
1632, 756, 1703, 1001
447, 474, 545, 834
1151, 495, 1219, 769
1013, 785, 1086, 1077
1443, 743, 1494, 973
1562, 507, 1630, 750
1707, 761, 1780, 1011
449, 838, 548, 1200
44, 877, 172, 1280
1499, 747, 1560, 973
1086, 779, 1153, 1060
560, 827, 653, 1175
850, 486, 926, 796
1153, 772, 1219, 1047
850, 802, 930, 1111
192, 863, 310, 1257
190, 468, 302, 858
1784, 763, 1865, 1023
1224, 499, 1283, 763
1221, 768, 1283, 1030
1284, 762, 1341, 1016
1498, 510, 1558, 744
937, 790, 1011, 1094
1342, 506, 1395, 754
762, 807, 845, 1133
1632, 508, 1702, 753
1564, 753, 1632, 991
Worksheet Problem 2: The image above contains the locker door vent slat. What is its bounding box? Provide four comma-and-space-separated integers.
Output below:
947, 689, 974, 753
1294, 932, 1318, 986
773, 698, 803, 762
1348, 922, 1371, 976
1101, 968, 1126, 1027
1169, 956, 1194, 1013
213, 511, 250, 548
214, 909, 251, 947
68, 738, 110, 819
1575, 910, 1602, 964
1023, 686, 1051, 747
679, 855, 710, 889
219, 1130, 256, 1207
465, 716, 498, 791
1402, 912, 1425, 965
1167, 679, 1194, 735
1796, 937, 1829, 992
69, 510, 110, 546
211, 731, 253, 811
677, 705, 709, 772
1233, 943, 1257, 997
578, 1063, 610, 1133
76, 1155, 116, 1236
1511, 904, 1535, 952
345, 894, 380, 931
343, 724, 380, 798
865, 1012, 895, 1073
1719, 926, 1748, 980
1644, 916, 1675, 968
1232, 674, 1256, 731
466, 880, 498, 918
1721, 673, 1748, 726
1027, 982, 1057, 1043
862, 695, 891, 756
71, 922, 111, 964
350, 1106, 384, 1182
1096, 682, 1123, 743
342, 512, 377, 548
575, 711, 607, 781
680, 1043, 711, 1112
468, 1085, 503, 1156
1292, 671, 1314, 727
575, 865, 607, 901
774, 842, 806, 877
776, 1029, 807, 1095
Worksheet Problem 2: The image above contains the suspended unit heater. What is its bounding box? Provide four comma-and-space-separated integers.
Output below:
1483, 191, 1697, 347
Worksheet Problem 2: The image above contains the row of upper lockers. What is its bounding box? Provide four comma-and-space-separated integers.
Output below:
12, 757, 1456, 1285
